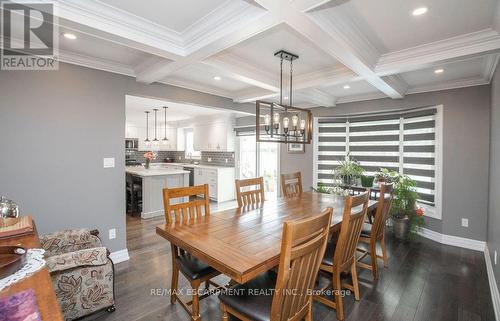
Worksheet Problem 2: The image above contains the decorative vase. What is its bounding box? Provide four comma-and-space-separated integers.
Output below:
145, 159, 150, 169
393, 216, 409, 239
0, 196, 19, 218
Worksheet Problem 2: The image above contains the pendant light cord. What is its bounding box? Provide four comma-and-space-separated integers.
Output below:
290, 59, 293, 108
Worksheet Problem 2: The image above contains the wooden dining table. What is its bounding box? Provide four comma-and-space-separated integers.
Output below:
156, 191, 377, 284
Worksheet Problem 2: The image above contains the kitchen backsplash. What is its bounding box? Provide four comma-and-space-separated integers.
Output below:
127, 150, 235, 167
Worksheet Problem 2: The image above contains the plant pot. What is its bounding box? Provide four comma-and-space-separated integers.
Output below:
145, 160, 150, 169
361, 175, 375, 188
393, 216, 409, 239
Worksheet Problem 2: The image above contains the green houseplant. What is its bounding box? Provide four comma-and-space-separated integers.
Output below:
334, 152, 364, 185
377, 168, 425, 239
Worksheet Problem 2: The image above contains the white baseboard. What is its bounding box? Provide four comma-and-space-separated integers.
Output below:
418, 227, 486, 251
485, 245, 500, 321
109, 249, 130, 264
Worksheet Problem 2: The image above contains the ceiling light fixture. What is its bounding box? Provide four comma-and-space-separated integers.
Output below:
343, 85, 350, 89
144, 111, 151, 148
63, 33, 77, 40
152, 108, 159, 148
434, 68, 444, 74
214, 76, 221, 81
412, 7, 428, 16
255, 50, 312, 145
162, 106, 169, 145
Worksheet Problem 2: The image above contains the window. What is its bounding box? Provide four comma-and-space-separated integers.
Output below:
313, 106, 442, 218
184, 128, 201, 159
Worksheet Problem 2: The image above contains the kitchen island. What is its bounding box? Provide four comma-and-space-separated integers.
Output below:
126, 167, 190, 219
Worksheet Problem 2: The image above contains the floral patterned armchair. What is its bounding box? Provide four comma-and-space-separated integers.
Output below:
40, 229, 115, 320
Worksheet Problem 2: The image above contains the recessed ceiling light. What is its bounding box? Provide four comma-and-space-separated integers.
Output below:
434, 68, 444, 74
343, 85, 350, 89
412, 7, 428, 16
63, 33, 77, 40
213, 76, 221, 81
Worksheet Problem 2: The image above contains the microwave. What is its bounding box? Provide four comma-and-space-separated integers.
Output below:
125, 138, 138, 150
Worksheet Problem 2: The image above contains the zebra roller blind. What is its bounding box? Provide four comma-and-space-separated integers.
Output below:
315, 107, 438, 206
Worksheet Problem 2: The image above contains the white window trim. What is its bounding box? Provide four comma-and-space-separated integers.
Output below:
312, 104, 443, 220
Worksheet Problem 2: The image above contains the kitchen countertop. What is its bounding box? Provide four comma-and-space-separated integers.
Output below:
126, 167, 190, 177
149, 163, 235, 170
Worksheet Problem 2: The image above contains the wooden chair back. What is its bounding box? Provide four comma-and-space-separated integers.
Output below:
235, 177, 265, 208
271, 208, 333, 321
162, 184, 210, 224
281, 172, 303, 198
371, 183, 394, 239
333, 192, 369, 271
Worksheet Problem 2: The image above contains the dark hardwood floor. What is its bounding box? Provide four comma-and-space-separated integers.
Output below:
86, 212, 495, 321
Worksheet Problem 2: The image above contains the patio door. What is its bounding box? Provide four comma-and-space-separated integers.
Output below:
236, 135, 279, 199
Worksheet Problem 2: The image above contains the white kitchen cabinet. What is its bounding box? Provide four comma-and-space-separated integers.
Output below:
125, 124, 139, 139
192, 166, 235, 202
158, 128, 177, 151
193, 122, 235, 152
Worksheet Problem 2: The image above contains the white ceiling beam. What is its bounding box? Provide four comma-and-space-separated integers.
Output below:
297, 88, 337, 106
136, 12, 282, 83
202, 54, 279, 92
376, 29, 500, 76
232, 88, 278, 103
252, 0, 406, 99
291, 0, 350, 13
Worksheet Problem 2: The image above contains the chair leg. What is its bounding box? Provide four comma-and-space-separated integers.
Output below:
171, 265, 179, 304
351, 261, 360, 301
333, 272, 344, 320
220, 302, 229, 321
370, 242, 379, 280
191, 280, 201, 321
305, 301, 313, 321
381, 234, 389, 268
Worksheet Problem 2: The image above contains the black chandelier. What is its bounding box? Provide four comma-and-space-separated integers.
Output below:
256, 50, 312, 144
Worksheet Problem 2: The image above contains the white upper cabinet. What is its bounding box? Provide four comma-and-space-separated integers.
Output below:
193, 121, 235, 152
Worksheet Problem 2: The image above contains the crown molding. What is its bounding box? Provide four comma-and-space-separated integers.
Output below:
18, 0, 187, 57
406, 76, 490, 95
336, 92, 387, 104
482, 54, 500, 83
59, 49, 136, 77
376, 29, 500, 76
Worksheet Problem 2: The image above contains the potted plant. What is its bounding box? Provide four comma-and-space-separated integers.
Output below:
143, 151, 156, 169
379, 168, 425, 239
360, 175, 375, 188
334, 153, 364, 186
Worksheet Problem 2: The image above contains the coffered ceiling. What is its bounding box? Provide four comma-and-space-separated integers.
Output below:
5, 0, 500, 108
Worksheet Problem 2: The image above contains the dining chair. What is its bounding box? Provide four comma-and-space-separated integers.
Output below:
235, 177, 265, 208
163, 184, 221, 321
313, 192, 370, 320
219, 207, 333, 321
280, 171, 303, 198
356, 183, 394, 279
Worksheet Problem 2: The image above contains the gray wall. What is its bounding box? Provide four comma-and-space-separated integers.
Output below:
281, 85, 491, 240
0, 63, 252, 252
488, 67, 500, 287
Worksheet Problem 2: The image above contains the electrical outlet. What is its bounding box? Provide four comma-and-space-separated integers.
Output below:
103, 157, 115, 168
495, 251, 497, 265
461, 218, 469, 227
178, 156, 182, 160
225, 158, 228, 163
109, 228, 116, 240
207, 157, 212, 162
